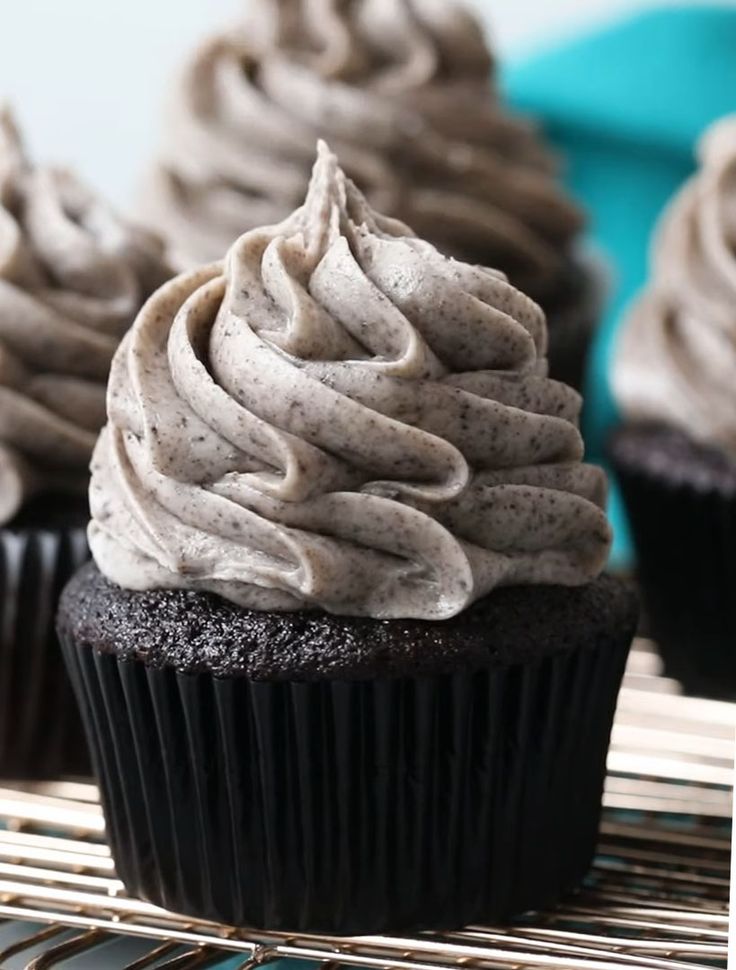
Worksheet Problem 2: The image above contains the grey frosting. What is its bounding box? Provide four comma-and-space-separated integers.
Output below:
91, 144, 610, 619
0, 109, 172, 525
142, 0, 582, 300
613, 116, 736, 457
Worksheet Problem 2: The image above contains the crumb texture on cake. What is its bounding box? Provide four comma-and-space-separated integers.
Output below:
59, 562, 637, 681
610, 423, 736, 495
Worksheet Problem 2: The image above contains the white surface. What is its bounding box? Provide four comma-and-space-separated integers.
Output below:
0, 1, 720, 207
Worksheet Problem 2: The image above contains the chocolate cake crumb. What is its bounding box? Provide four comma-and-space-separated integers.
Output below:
59, 563, 637, 682
610, 423, 736, 496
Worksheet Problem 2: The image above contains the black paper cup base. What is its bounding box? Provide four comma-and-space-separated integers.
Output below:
62, 616, 631, 934
0, 524, 91, 778
611, 427, 736, 700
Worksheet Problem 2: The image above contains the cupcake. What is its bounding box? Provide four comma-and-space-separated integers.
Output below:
59, 144, 636, 933
610, 117, 736, 700
141, 0, 595, 389
0, 108, 171, 777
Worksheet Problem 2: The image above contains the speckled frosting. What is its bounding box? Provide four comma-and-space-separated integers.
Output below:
92, 145, 610, 619
0, 109, 172, 525
613, 116, 736, 458
142, 0, 582, 300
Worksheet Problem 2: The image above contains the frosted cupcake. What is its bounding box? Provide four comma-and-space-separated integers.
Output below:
60, 144, 636, 932
0, 109, 171, 776
610, 117, 736, 699
142, 0, 595, 388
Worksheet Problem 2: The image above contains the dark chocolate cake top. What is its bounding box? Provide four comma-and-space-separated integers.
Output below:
610, 422, 736, 496
59, 562, 637, 680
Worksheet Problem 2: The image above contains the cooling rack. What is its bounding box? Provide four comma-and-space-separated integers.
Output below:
0, 639, 730, 970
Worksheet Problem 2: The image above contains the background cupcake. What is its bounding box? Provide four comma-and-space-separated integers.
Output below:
0, 108, 171, 777
141, 0, 595, 389
60, 144, 636, 933
609, 116, 736, 700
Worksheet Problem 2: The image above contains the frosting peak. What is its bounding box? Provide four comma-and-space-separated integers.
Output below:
245, 0, 492, 88
142, 0, 582, 300
0, 109, 172, 524
613, 115, 736, 457
91, 145, 610, 619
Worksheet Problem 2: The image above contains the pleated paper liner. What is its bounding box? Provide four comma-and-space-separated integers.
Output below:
62, 619, 632, 935
0, 523, 91, 778
613, 446, 736, 700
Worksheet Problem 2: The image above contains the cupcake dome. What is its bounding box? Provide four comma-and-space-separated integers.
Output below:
142, 0, 583, 307
0, 109, 171, 524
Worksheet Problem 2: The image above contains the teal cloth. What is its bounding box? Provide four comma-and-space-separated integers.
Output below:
503, 4, 736, 564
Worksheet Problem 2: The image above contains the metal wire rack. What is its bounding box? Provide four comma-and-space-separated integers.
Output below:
0, 639, 730, 970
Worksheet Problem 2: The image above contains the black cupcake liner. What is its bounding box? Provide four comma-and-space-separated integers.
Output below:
61, 624, 631, 934
613, 457, 736, 699
0, 525, 91, 777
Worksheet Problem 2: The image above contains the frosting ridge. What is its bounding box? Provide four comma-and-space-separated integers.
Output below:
613, 116, 736, 457
92, 144, 610, 619
0, 109, 172, 524
143, 0, 582, 300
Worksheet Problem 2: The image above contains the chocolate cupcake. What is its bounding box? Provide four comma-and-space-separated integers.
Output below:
141, 0, 595, 389
610, 117, 736, 699
59, 144, 636, 932
0, 109, 171, 777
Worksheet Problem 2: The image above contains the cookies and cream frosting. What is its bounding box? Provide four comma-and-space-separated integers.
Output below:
143, 0, 582, 300
0, 109, 172, 525
90, 144, 610, 619
613, 116, 736, 458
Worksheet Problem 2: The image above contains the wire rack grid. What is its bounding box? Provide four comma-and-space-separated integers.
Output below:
0, 639, 730, 970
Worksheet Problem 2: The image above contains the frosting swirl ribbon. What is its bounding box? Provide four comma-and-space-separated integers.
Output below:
613, 116, 736, 457
0, 109, 172, 525
92, 145, 610, 619
143, 0, 582, 300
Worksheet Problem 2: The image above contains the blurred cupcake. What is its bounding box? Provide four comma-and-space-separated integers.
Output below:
141, 0, 595, 388
610, 117, 736, 699
0, 108, 171, 777
60, 144, 636, 932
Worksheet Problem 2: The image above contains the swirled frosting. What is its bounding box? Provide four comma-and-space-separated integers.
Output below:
142, 0, 583, 301
0, 109, 172, 525
91, 144, 610, 619
613, 116, 736, 457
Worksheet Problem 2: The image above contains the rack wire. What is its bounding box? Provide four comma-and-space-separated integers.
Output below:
0, 639, 730, 970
